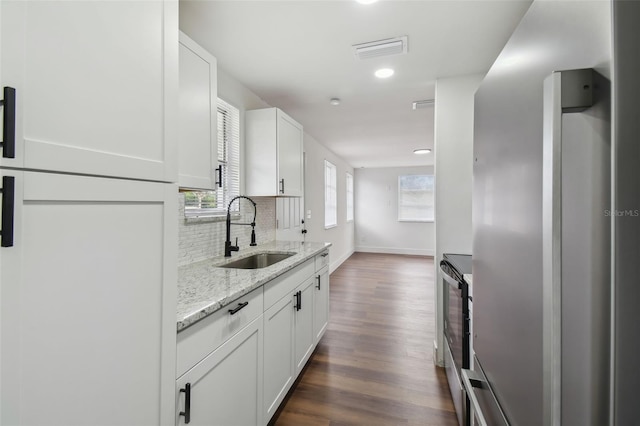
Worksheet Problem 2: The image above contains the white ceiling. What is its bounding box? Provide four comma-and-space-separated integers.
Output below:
180, 0, 531, 168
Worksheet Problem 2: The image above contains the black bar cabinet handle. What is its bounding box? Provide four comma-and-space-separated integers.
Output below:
316, 275, 321, 290
1, 87, 16, 159
228, 301, 249, 315
279, 178, 285, 194
215, 165, 222, 188
1, 176, 15, 247
179, 383, 191, 424
298, 290, 302, 310
321, 252, 329, 258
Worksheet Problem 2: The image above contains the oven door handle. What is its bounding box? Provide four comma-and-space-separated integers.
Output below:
440, 264, 461, 289
462, 369, 489, 426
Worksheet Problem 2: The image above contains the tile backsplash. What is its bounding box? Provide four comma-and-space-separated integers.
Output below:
178, 194, 276, 266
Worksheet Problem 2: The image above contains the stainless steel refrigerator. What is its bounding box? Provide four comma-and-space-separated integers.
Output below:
469, 0, 640, 425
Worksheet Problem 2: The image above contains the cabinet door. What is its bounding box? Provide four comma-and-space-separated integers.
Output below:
276, 110, 303, 196
176, 317, 263, 426
263, 294, 295, 423
178, 32, 218, 190
294, 277, 315, 374
0, 0, 178, 181
313, 266, 330, 343
0, 171, 177, 425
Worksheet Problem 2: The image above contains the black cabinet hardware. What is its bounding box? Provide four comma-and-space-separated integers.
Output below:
1, 87, 16, 159
1, 176, 15, 247
279, 178, 284, 194
215, 165, 222, 188
301, 229, 307, 234
228, 301, 249, 315
316, 275, 321, 290
321, 252, 329, 258
295, 291, 301, 311
179, 383, 191, 424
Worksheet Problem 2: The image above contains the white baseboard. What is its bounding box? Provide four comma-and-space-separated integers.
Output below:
330, 247, 355, 274
355, 246, 434, 257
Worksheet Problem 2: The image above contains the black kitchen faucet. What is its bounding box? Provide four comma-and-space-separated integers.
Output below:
225, 195, 257, 257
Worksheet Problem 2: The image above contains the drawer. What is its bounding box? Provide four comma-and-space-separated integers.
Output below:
176, 286, 263, 378
263, 259, 314, 310
315, 250, 329, 271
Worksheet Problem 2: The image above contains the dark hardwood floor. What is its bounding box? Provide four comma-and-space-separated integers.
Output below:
271, 252, 458, 426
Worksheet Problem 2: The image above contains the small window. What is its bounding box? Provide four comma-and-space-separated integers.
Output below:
398, 175, 434, 222
324, 160, 337, 228
346, 172, 354, 222
184, 98, 240, 216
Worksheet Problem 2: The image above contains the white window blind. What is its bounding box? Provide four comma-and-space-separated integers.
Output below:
324, 160, 337, 228
184, 98, 240, 216
346, 172, 354, 222
398, 174, 434, 222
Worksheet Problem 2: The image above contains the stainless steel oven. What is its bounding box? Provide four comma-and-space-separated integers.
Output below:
441, 254, 472, 426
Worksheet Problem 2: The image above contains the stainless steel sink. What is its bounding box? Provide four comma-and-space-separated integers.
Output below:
218, 252, 295, 269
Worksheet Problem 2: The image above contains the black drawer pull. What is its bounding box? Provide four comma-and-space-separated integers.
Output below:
316, 275, 321, 290
1, 87, 16, 159
228, 301, 249, 315
1, 176, 15, 247
179, 383, 191, 424
321, 252, 329, 257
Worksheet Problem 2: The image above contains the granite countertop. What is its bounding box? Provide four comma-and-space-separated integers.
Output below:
177, 241, 331, 332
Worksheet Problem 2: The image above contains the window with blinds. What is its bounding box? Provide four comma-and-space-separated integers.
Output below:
184, 98, 240, 216
398, 174, 434, 222
324, 160, 337, 228
346, 172, 354, 222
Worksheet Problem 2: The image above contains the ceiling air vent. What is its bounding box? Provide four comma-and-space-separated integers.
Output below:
412, 99, 435, 110
353, 36, 408, 60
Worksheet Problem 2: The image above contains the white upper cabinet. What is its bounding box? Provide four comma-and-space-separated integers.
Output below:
245, 108, 303, 197
0, 0, 178, 182
178, 32, 218, 190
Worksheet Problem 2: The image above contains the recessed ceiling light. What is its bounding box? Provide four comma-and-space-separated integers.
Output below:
375, 68, 394, 79
413, 149, 432, 155
355, 0, 378, 4
330, 98, 341, 106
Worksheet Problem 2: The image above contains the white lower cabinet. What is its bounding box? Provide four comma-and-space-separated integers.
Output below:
176, 251, 330, 426
263, 293, 295, 422
294, 277, 315, 374
0, 170, 177, 425
176, 316, 263, 426
313, 265, 330, 343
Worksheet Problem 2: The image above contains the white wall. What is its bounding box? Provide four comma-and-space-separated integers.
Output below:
304, 133, 355, 272
433, 73, 483, 366
354, 166, 435, 256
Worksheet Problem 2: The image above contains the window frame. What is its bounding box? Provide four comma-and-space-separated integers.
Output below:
324, 160, 337, 229
346, 172, 354, 223
397, 174, 435, 223
183, 98, 240, 218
